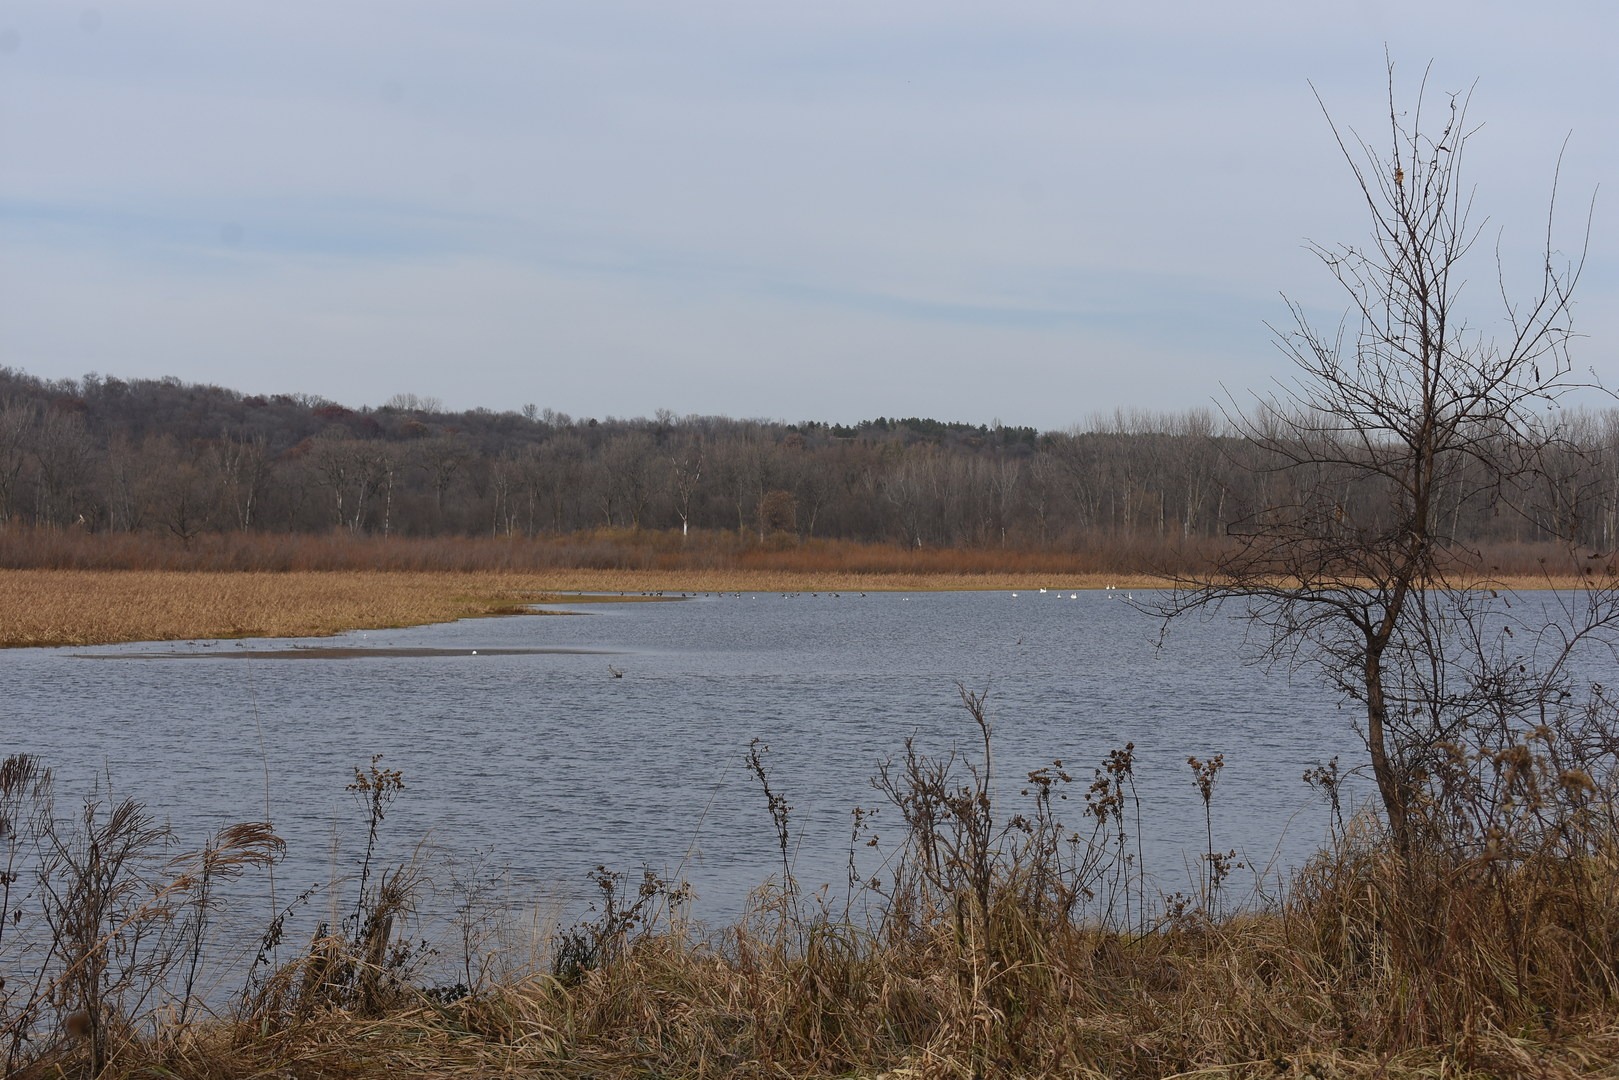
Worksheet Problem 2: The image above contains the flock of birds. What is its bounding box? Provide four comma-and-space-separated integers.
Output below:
616, 588, 1136, 601
1009, 586, 1132, 600
619, 592, 869, 599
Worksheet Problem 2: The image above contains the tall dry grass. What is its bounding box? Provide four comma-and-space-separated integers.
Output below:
2, 524, 1593, 648
0, 570, 563, 647
0, 525, 1191, 648
0, 567, 1170, 649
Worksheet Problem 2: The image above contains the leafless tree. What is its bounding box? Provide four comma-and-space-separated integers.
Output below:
1023, 451, 1061, 546
212, 430, 272, 530
490, 450, 520, 536
0, 400, 33, 524
791, 443, 839, 539
11, 354, 1619, 553
372, 442, 404, 537
415, 434, 469, 529
600, 432, 657, 529
989, 454, 1021, 547
668, 432, 704, 539
881, 446, 939, 548
102, 433, 149, 533
513, 443, 547, 536
381, 392, 443, 414
712, 431, 765, 537
308, 433, 390, 533
538, 433, 588, 532
146, 436, 212, 547
30, 408, 95, 527
1161, 65, 1612, 854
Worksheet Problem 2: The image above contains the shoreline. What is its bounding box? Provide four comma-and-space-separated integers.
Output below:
0, 566, 1598, 648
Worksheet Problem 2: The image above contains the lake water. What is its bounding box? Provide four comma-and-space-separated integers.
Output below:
3, 590, 1364, 941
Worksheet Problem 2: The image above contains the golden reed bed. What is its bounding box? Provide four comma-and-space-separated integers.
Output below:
2, 566, 1595, 649
0, 568, 1170, 648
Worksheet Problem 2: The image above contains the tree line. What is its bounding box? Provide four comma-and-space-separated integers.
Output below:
1, 365, 1616, 555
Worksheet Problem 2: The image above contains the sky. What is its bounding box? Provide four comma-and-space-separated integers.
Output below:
0, 2, 1614, 431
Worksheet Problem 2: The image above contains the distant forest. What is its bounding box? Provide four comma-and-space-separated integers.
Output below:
2, 366, 1618, 560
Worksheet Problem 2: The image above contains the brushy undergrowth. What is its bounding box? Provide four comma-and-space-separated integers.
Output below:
5, 691, 1619, 1079
0, 523, 1589, 582
0, 525, 1214, 578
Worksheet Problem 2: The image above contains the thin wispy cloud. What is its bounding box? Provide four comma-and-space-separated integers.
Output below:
0, 1, 1612, 428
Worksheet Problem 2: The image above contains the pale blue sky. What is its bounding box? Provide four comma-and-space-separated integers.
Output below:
1, 1, 1614, 429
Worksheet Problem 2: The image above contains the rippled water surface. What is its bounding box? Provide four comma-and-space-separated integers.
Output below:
4, 591, 1364, 926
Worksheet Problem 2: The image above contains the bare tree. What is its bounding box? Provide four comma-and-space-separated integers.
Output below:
490, 450, 520, 536
600, 432, 657, 529
307, 434, 390, 533
31, 408, 95, 527
880, 446, 936, 548
538, 433, 588, 532
1162, 65, 1610, 854
0, 400, 33, 524
1023, 451, 1060, 546
212, 430, 272, 530
790, 442, 837, 539
381, 392, 443, 414
415, 435, 469, 529
145, 436, 213, 546
668, 432, 704, 539
372, 442, 403, 537
712, 432, 764, 537
103, 433, 150, 533
989, 454, 1021, 547
514, 443, 547, 536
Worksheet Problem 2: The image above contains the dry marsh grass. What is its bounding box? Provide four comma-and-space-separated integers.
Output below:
0, 570, 546, 648
0, 527, 1600, 648
0, 568, 1167, 648
86, 917, 1619, 1080
2, 557, 1594, 649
